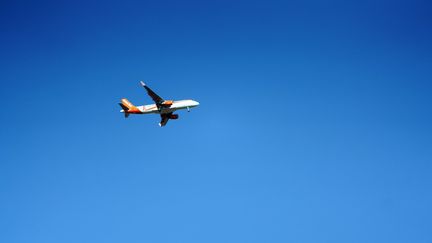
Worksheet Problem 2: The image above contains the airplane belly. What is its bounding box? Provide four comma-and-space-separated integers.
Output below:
160, 108, 178, 114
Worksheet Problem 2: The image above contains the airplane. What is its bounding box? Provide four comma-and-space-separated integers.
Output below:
119, 81, 200, 127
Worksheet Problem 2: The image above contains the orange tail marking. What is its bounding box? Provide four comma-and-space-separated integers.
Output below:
121, 98, 141, 113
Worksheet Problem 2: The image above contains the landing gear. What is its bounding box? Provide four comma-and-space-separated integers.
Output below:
187, 107, 190, 112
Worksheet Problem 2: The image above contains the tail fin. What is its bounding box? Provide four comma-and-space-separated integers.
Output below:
119, 98, 139, 118
121, 98, 136, 110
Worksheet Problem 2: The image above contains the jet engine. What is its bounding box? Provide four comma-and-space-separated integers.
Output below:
170, 114, 179, 119
162, 100, 173, 106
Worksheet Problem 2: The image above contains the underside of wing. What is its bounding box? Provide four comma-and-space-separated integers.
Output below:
140, 81, 164, 104
159, 113, 171, 127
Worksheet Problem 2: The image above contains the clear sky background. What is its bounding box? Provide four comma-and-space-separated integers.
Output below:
1, 0, 432, 242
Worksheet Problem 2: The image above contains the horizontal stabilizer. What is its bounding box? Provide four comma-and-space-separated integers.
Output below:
118, 103, 130, 118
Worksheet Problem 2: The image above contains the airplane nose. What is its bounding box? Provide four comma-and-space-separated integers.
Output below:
195, 101, 200, 106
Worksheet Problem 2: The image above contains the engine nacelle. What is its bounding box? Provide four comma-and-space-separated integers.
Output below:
170, 114, 179, 119
162, 100, 173, 106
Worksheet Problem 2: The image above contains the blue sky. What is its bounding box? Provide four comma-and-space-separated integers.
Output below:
1, 0, 432, 242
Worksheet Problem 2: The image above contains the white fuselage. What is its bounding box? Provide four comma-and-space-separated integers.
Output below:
135, 99, 199, 114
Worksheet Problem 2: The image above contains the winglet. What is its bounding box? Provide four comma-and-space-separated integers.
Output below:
140, 81, 146, 87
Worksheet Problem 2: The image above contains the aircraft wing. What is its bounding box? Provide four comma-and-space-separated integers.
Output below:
140, 81, 164, 104
159, 113, 172, 127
